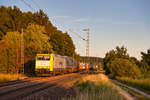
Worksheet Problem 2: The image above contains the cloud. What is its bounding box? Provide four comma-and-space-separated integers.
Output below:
73, 18, 90, 22
49, 15, 141, 25
94, 18, 141, 25
72, 17, 139, 25
49, 16, 70, 19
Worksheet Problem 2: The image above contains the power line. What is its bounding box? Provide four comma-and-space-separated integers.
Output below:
30, 0, 41, 9
70, 29, 90, 71
69, 28, 90, 57
69, 29, 86, 41
21, 0, 90, 58
30, 0, 48, 14
21, 0, 36, 11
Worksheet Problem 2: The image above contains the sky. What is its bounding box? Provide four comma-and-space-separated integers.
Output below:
0, 0, 150, 59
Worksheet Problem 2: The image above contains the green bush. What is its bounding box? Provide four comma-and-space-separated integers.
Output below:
107, 58, 141, 78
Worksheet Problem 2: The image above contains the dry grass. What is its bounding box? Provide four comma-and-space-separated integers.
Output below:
63, 74, 126, 100
0, 73, 25, 82
116, 77, 150, 94
81, 74, 109, 83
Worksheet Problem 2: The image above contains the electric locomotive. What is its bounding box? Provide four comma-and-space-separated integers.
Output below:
35, 53, 78, 76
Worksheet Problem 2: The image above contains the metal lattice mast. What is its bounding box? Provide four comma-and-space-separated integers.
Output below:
83, 28, 90, 58
21, 29, 24, 74
70, 29, 90, 57
83, 28, 90, 71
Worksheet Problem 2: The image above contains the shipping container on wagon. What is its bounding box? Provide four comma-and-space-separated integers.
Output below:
52, 54, 66, 73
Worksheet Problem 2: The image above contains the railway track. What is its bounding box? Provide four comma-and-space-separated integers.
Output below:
0, 73, 80, 100
0, 77, 52, 87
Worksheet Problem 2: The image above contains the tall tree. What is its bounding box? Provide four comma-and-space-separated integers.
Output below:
0, 6, 77, 57
0, 24, 52, 73
63, 32, 75, 57
139, 49, 150, 74
0, 32, 21, 73
49, 30, 65, 55
24, 24, 52, 62
104, 46, 141, 78
0, 6, 57, 39
50, 31, 76, 56
104, 46, 129, 69
141, 49, 150, 66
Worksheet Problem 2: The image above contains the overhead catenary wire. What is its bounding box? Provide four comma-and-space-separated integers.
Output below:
20, 0, 90, 58
29, 0, 48, 15
30, 0, 41, 9
68, 29, 86, 41
21, 0, 36, 12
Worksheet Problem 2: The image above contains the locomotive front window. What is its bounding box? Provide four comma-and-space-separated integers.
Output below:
37, 55, 50, 61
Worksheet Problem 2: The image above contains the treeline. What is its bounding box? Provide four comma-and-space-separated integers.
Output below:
0, 6, 79, 74
104, 46, 150, 78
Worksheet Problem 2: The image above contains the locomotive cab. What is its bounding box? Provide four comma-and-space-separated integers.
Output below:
35, 54, 52, 76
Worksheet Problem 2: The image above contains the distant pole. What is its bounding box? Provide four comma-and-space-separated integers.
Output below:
21, 29, 24, 74
69, 29, 90, 71
73, 53, 74, 71
86, 29, 90, 57
83, 28, 90, 71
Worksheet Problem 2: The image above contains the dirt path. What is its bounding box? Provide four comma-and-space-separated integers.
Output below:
100, 74, 135, 100
115, 85, 136, 100
115, 80, 150, 99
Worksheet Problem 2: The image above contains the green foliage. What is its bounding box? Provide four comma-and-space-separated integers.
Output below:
0, 24, 52, 73
104, 46, 141, 78
24, 24, 52, 61
139, 49, 150, 75
63, 33, 75, 56
0, 5, 77, 58
0, 5, 78, 74
104, 46, 129, 64
107, 58, 141, 78
104, 46, 129, 74
50, 31, 65, 55
74, 53, 81, 61
0, 6, 23, 39
50, 31, 75, 57
141, 49, 150, 66
0, 6, 56, 39
0, 32, 21, 73
138, 62, 149, 75
23, 24, 52, 75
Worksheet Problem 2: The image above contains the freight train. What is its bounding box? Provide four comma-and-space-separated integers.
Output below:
35, 54, 82, 76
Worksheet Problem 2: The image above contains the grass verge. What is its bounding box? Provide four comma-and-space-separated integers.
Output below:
0, 73, 24, 83
63, 74, 126, 100
113, 81, 150, 100
116, 77, 150, 94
